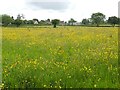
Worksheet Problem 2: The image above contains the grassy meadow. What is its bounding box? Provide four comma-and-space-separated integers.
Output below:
1, 26, 119, 88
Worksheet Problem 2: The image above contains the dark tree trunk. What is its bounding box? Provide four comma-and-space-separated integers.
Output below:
53, 24, 56, 28
96, 23, 99, 27
113, 24, 115, 27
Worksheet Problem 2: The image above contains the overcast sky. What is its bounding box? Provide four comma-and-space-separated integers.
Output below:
0, 0, 119, 21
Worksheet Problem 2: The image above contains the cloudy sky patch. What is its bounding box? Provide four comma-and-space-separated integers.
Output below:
0, 0, 119, 21
26, 0, 70, 11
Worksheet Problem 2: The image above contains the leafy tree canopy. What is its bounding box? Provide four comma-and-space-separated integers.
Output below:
91, 12, 105, 26
108, 16, 118, 27
2, 14, 14, 26
51, 19, 60, 28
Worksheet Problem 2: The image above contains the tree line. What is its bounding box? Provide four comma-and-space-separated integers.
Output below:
0, 12, 120, 28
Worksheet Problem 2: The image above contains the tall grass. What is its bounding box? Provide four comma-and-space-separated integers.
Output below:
2, 27, 118, 88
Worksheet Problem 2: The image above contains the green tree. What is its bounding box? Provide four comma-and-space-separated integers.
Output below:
14, 19, 22, 27
14, 14, 24, 27
23, 20, 28, 24
2, 14, 13, 26
68, 18, 76, 25
91, 12, 105, 27
28, 20, 34, 24
82, 19, 90, 26
51, 19, 60, 28
108, 16, 118, 27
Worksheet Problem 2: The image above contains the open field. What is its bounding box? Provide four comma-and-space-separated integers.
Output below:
2, 27, 119, 88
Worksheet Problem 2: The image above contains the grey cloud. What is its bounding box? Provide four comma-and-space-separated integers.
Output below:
26, 0, 70, 11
